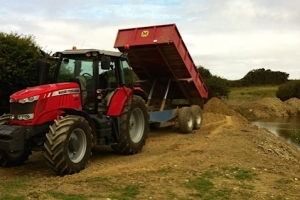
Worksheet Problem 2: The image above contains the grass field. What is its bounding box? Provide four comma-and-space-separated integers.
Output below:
228, 85, 279, 101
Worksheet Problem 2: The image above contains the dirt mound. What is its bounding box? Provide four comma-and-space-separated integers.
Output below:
228, 97, 300, 120
204, 97, 236, 116
259, 97, 297, 117
284, 97, 300, 114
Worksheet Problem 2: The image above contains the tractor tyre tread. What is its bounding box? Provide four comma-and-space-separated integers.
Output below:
44, 115, 92, 175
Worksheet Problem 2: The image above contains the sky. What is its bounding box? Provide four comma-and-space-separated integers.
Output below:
0, 0, 299, 80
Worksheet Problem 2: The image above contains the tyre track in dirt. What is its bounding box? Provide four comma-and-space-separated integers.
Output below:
0, 112, 229, 182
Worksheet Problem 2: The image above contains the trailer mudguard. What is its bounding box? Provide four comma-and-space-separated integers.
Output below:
106, 86, 133, 117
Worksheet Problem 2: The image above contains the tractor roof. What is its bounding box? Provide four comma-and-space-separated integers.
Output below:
61, 49, 123, 58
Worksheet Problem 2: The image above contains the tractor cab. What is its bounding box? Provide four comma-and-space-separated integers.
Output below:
52, 49, 133, 114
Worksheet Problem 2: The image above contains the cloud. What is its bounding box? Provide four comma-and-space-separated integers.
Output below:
0, 0, 299, 80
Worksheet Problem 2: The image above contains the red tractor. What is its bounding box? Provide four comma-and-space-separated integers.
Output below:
0, 48, 149, 175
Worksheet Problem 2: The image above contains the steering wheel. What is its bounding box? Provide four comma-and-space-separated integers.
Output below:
81, 73, 93, 80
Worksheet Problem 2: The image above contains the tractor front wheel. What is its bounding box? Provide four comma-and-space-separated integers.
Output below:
44, 115, 92, 175
115, 95, 148, 154
0, 114, 31, 167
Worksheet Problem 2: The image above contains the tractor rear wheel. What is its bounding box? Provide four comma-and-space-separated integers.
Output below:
44, 115, 92, 175
178, 107, 194, 133
190, 105, 203, 130
0, 114, 31, 167
115, 95, 148, 154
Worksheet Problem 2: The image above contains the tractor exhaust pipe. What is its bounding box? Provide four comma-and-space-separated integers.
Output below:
36, 60, 50, 85
36, 49, 50, 85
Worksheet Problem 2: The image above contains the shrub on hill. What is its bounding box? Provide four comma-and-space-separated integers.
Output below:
276, 80, 300, 101
198, 66, 230, 100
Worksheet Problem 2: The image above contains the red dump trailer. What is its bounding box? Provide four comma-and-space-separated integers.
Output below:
114, 24, 208, 132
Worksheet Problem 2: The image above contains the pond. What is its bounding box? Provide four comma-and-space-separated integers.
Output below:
252, 117, 300, 149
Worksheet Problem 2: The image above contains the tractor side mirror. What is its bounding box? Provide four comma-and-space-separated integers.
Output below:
101, 56, 111, 70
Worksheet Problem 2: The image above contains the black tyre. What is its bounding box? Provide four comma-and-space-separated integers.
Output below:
44, 115, 92, 175
0, 114, 31, 167
190, 105, 203, 130
178, 107, 194, 133
149, 122, 161, 130
0, 114, 10, 124
115, 95, 148, 154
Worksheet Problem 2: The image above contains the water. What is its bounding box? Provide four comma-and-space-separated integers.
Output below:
252, 117, 300, 149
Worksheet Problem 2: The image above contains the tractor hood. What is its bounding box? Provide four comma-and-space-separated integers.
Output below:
10, 82, 80, 103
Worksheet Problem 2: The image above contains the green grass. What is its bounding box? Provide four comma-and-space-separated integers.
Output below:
0, 195, 25, 200
0, 176, 31, 199
110, 184, 141, 200
156, 167, 172, 175
201, 170, 222, 179
222, 167, 256, 181
46, 191, 88, 200
185, 177, 233, 199
229, 86, 278, 101
291, 130, 300, 141
186, 177, 215, 194
0, 166, 260, 200
46, 184, 141, 200
184, 167, 257, 199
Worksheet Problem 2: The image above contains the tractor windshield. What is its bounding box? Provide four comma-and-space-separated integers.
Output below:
57, 58, 93, 83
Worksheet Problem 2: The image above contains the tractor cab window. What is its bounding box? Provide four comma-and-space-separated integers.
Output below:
57, 58, 96, 111
57, 58, 94, 82
99, 60, 117, 89
119, 59, 137, 85
120, 59, 129, 84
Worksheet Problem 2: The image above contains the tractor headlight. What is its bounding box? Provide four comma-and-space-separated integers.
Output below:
17, 114, 34, 120
18, 95, 39, 104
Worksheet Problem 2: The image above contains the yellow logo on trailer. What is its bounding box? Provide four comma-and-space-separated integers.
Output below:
141, 30, 149, 37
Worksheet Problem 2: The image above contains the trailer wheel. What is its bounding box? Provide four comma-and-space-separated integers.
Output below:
115, 95, 148, 154
44, 115, 92, 175
178, 107, 194, 133
190, 105, 203, 130
0, 114, 31, 167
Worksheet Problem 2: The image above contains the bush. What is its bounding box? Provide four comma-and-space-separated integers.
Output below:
197, 66, 230, 100
0, 32, 41, 114
276, 80, 300, 101
204, 76, 230, 100
241, 68, 288, 86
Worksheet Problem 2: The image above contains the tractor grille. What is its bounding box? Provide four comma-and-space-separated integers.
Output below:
10, 102, 36, 116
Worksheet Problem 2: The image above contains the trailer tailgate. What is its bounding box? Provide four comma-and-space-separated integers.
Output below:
114, 24, 208, 105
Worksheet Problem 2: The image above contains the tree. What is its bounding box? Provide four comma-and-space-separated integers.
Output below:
198, 66, 212, 79
197, 66, 230, 100
241, 68, 289, 86
0, 32, 41, 114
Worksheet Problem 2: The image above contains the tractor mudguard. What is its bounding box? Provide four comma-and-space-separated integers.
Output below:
133, 87, 148, 102
106, 87, 133, 117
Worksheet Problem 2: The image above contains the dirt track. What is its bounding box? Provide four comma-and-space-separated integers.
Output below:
0, 98, 300, 199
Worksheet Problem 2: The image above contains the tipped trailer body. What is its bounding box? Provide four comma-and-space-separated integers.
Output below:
114, 24, 208, 130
